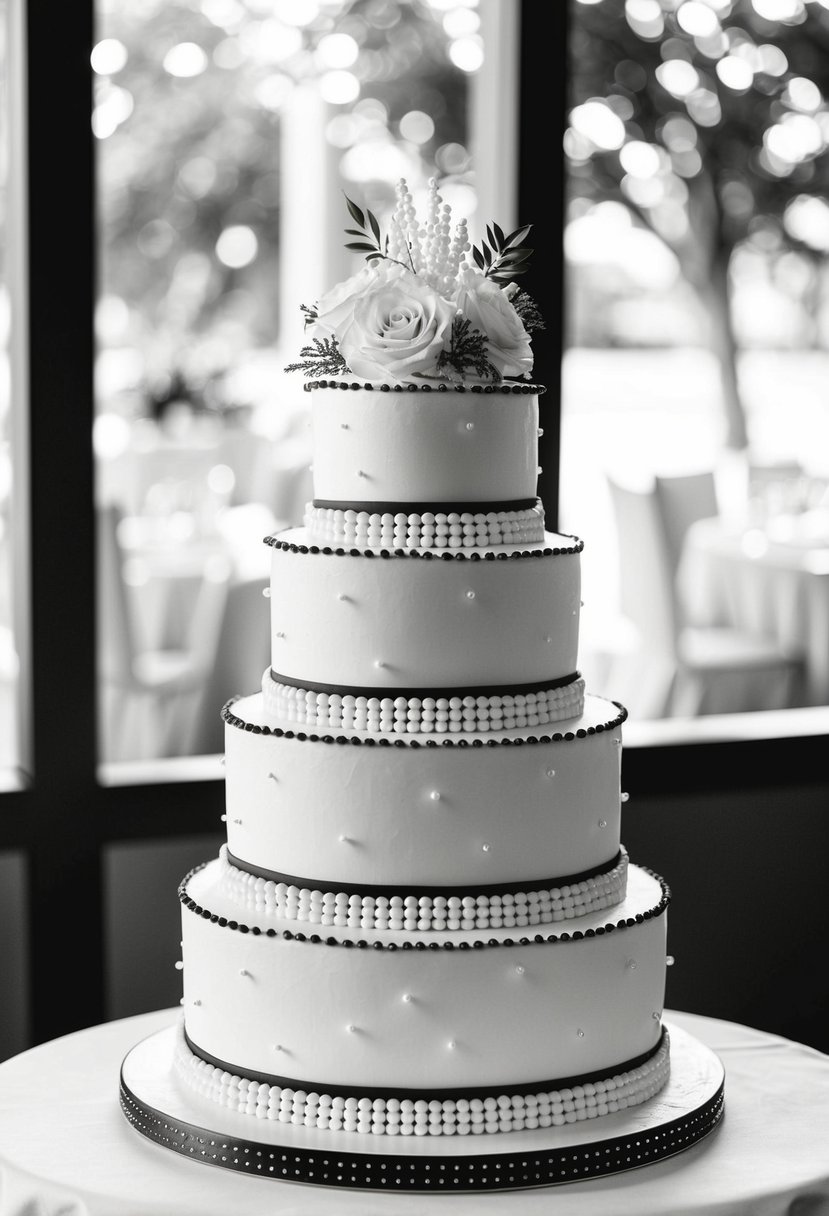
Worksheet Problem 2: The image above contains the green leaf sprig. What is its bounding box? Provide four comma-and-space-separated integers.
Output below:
470, 223, 533, 286
436, 316, 499, 382
284, 336, 349, 378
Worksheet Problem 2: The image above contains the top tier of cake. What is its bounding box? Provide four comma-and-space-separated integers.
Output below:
309, 380, 544, 509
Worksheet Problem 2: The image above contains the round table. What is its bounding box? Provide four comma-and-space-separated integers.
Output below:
0, 1008, 827, 1216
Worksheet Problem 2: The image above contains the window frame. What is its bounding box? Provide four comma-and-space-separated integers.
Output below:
1, 0, 826, 1052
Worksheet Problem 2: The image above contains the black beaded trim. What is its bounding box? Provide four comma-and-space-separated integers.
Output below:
182, 1027, 665, 1102
263, 535, 584, 558
268, 669, 582, 701
221, 696, 628, 747
120, 1074, 723, 1191
303, 378, 547, 396
312, 497, 539, 513
224, 848, 624, 901
178, 862, 669, 950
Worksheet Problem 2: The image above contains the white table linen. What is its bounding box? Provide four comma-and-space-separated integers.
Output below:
0, 1008, 827, 1216
679, 514, 829, 706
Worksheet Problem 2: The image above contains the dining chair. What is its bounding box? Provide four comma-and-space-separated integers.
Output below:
97, 503, 231, 761
604, 476, 800, 718
653, 471, 719, 582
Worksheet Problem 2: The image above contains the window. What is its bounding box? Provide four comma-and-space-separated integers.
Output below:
563, 0, 829, 737
93, 0, 485, 763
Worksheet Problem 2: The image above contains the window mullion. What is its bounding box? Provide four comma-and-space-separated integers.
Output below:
25, 0, 103, 1043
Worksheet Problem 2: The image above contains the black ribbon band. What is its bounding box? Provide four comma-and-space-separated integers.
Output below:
182, 1027, 666, 1103
268, 669, 582, 700
224, 848, 623, 901
312, 498, 539, 514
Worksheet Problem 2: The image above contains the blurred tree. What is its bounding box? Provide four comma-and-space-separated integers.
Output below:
567, 0, 829, 451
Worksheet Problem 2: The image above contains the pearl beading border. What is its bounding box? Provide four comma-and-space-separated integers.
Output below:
303, 378, 547, 396
223, 696, 628, 749
178, 862, 670, 952
263, 536, 584, 560
216, 846, 629, 932
304, 502, 546, 550
261, 673, 587, 734
173, 1025, 670, 1137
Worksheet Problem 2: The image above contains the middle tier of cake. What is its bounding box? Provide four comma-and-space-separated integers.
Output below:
264, 529, 583, 710
221, 692, 627, 929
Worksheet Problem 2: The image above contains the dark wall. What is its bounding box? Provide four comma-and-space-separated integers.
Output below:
622, 781, 829, 1054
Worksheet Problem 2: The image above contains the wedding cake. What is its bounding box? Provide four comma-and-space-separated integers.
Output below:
121, 181, 724, 1189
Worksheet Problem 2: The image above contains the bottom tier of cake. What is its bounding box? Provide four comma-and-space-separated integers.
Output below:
177, 861, 670, 1137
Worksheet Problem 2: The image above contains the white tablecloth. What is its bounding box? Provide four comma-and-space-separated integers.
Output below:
679, 515, 829, 706
1, 1008, 828, 1215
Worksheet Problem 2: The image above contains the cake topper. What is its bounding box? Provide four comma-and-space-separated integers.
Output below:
285, 178, 543, 385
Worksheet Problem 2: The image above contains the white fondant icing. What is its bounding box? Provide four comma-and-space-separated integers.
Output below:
267, 528, 581, 690
224, 692, 625, 888
180, 863, 668, 1092
311, 388, 540, 505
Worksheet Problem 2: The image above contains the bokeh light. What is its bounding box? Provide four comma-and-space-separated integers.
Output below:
91, 39, 128, 75
320, 69, 360, 104
163, 42, 209, 77
215, 226, 259, 268
317, 32, 359, 68
448, 35, 484, 72
570, 100, 626, 150
399, 110, 435, 145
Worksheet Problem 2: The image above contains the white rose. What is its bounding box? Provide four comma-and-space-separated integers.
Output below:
455, 267, 533, 379
312, 262, 381, 338
315, 262, 455, 382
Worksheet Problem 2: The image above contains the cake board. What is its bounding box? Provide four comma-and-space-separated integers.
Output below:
120, 1019, 724, 1193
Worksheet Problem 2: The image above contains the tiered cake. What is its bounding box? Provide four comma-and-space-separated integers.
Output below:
120, 182, 724, 1189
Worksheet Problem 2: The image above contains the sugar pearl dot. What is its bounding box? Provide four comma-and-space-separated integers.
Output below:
347, 1024, 357, 1034
220, 814, 227, 821
515, 965, 525, 975
448, 1040, 456, 1050
465, 422, 474, 431
429, 790, 441, 802
621, 792, 630, 802
174, 960, 183, 970
481, 842, 491, 853
374, 659, 385, 669
598, 819, 607, 829
546, 768, 555, 778
262, 587, 271, 598
402, 993, 413, 1003
577, 1029, 585, 1038
465, 589, 476, 600
666, 955, 675, 966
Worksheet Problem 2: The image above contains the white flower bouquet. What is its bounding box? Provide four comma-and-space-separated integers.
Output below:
286, 179, 543, 385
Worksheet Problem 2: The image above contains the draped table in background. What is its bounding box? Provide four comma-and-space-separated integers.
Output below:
679, 513, 829, 707
1, 1008, 828, 1216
